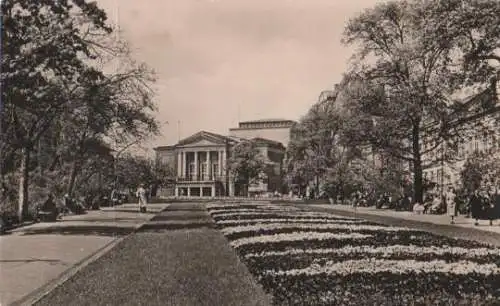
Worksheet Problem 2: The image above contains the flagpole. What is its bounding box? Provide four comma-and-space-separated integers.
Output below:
177, 120, 181, 142
237, 104, 241, 124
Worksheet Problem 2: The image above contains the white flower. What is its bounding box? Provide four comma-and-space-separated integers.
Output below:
212, 211, 358, 219
217, 218, 367, 225
229, 232, 372, 248
221, 223, 410, 235
263, 259, 500, 276
244, 245, 500, 259
209, 208, 298, 215
206, 204, 294, 210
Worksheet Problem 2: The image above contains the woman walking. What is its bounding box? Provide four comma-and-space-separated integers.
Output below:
445, 187, 457, 224
136, 183, 148, 213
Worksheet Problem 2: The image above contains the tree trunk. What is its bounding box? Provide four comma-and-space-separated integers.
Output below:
412, 122, 423, 204
315, 175, 320, 199
67, 159, 80, 197
18, 146, 31, 222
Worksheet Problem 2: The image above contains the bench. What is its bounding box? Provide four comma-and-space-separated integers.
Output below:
413, 204, 425, 215
37, 211, 58, 222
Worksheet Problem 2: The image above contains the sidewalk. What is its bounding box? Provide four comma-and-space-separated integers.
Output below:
310, 204, 500, 235
0, 203, 169, 306
34, 202, 272, 306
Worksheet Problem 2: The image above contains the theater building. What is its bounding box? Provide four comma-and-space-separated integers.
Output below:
154, 119, 295, 197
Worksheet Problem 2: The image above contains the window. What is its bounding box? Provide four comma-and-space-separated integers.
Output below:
189, 164, 195, 180
201, 162, 207, 180
212, 164, 219, 179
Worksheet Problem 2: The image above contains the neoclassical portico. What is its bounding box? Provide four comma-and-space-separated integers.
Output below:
175, 149, 227, 197
173, 131, 236, 197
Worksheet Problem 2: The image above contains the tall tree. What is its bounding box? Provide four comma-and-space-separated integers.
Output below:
1, 0, 159, 220
460, 151, 500, 195
1, 0, 114, 220
341, 0, 500, 203
286, 91, 343, 197
228, 140, 267, 197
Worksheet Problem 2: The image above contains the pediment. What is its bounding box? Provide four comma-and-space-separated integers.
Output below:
180, 138, 224, 147
176, 131, 228, 148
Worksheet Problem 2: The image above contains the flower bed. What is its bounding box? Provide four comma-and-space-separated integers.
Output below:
207, 202, 500, 305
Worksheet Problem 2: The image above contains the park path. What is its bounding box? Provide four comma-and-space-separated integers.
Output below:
1, 203, 169, 306
33, 202, 272, 306
301, 203, 500, 247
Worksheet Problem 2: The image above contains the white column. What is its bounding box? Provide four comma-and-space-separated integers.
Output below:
218, 150, 223, 176
175, 187, 179, 197
187, 187, 191, 197
229, 177, 234, 197
194, 151, 198, 181
177, 152, 182, 177
207, 151, 212, 180
222, 150, 227, 175
211, 185, 215, 197
181, 151, 187, 178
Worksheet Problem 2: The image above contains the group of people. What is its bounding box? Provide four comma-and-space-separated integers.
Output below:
347, 186, 500, 226
38, 184, 149, 218
466, 188, 500, 226
421, 187, 500, 226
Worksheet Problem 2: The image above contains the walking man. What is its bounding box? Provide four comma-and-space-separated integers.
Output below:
136, 183, 148, 213
470, 189, 482, 226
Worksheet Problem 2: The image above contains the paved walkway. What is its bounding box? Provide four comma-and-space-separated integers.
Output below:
34, 202, 272, 306
300, 203, 500, 247
0, 203, 169, 306
312, 204, 500, 234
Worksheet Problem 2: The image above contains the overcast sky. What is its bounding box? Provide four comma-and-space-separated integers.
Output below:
96, 0, 384, 150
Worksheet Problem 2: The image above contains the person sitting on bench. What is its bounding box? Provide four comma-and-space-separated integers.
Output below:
38, 193, 59, 221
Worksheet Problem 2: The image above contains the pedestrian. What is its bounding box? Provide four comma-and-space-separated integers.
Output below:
469, 189, 482, 226
493, 188, 500, 225
136, 183, 148, 213
445, 187, 457, 224
401, 195, 411, 211
486, 188, 495, 226
40, 193, 59, 221
430, 195, 440, 214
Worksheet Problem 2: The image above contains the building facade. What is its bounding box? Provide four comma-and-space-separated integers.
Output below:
422, 82, 500, 192
229, 119, 296, 147
154, 128, 288, 198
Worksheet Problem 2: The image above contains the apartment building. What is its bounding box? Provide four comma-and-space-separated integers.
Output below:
422, 84, 500, 191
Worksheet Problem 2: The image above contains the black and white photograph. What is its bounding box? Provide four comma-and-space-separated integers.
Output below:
1, 0, 500, 305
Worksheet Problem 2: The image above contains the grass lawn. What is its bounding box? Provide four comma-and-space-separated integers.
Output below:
35, 204, 272, 306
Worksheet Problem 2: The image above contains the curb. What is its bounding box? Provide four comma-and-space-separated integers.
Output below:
1, 221, 37, 235
9, 205, 170, 306
298, 204, 500, 247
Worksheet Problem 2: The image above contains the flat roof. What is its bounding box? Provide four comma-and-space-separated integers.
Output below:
239, 118, 296, 124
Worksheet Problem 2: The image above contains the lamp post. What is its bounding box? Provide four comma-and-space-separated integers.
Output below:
440, 142, 445, 202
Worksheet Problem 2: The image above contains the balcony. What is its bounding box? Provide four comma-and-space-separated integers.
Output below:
176, 175, 225, 183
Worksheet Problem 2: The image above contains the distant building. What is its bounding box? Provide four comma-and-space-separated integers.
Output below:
422, 82, 500, 192
154, 121, 292, 197
229, 119, 296, 147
